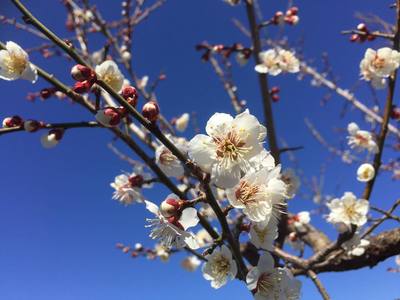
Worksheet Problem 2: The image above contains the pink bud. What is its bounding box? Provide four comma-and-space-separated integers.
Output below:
160, 198, 181, 218
350, 34, 359, 42
2, 115, 23, 128
71, 64, 96, 82
271, 94, 280, 102
357, 23, 367, 32
288, 6, 298, 15
391, 105, 400, 120
73, 80, 93, 94
41, 129, 64, 149
23, 120, 41, 132
95, 107, 122, 127
121, 86, 138, 107
142, 101, 160, 122
270, 86, 280, 94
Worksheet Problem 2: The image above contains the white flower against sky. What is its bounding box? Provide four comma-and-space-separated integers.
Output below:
255, 49, 300, 76
249, 218, 278, 250
0, 41, 37, 83
175, 113, 190, 132
155, 135, 188, 178
202, 245, 237, 289
347, 122, 378, 154
342, 233, 370, 256
246, 252, 301, 300
95, 60, 124, 92
188, 110, 266, 188
357, 163, 375, 182
280, 168, 300, 199
360, 47, 400, 78
225, 166, 287, 222
110, 167, 152, 205
327, 192, 369, 227
145, 194, 199, 249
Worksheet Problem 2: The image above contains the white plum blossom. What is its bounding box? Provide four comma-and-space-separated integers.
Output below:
175, 113, 190, 132
155, 136, 188, 178
292, 211, 310, 233
249, 218, 278, 250
0, 41, 37, 83
246, 252, 301, 300
360, 47, 400, 79
188, 110, 266, 188
357, 163, 375, 182
110, 167, 152, 205
248, 149, 276, 173
95, 60, 124, 92
347, 122, 378, 154
225, 166, 287, 222
342, 233, 370, 256
327, 192, 369, 227
181, 255, 202, 272
145, 194, 199, 249
280, 168, 300, 199
255, 49, 300, 76
202, 245, 238, 289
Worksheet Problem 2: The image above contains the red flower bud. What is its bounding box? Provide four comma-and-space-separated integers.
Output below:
270, 86, 280, 94
391, 106, 400, 120
40, 88, 54, 99
121, 86, 138, 107
129, 174, 144, 187
95, 107, 122, 127
73, 80, 93, 94
2, 115, 23, 128
271, 94, 280, 102
142, 101, 160, 122
71, 64, 96, 82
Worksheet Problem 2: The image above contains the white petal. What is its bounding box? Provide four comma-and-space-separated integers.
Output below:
179, 207, 199, 230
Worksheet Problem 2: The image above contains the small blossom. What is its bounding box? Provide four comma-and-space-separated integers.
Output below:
145, 194, 199, 249
255, 49, 299, 76
181, 255, 201, 272
225, 166, 287, 222
280, 168, 300, 199
174, 113, 190, 132
327, 192, 369, 227
95, 60, 124, 92
249, 218, 278, 250
202, 245, 237, 289
155, 135, 187, 178
188, 110, 266, 188
357, 163, 375, 182
2, 115, 23, 128
40, 129, 63, 148
347, 122, 378, 153
0, 41, 37, 83
246, 252, 301, 300
360, 48, 400, 81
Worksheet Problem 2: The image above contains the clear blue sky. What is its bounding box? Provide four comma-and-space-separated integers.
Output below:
0, 1, 399, 299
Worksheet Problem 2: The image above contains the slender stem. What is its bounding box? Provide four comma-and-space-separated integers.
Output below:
307, 270, 331, 300
341, 29, 394, 40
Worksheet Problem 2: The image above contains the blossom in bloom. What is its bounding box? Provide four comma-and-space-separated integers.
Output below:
342, 233, 370, 256
360, 48, 400, 81
225, 166, 287, 222
347, 122, 378, 153
188, 110, 266, 188
0, 41, 37, 83
246, 252, 301, 300
155, 136, 187, 178
110, 167, 152, 205
181, 255, 202, 272
357, 163, 375, 182
145, 194, 199, 249
95, 60, 124, 92
202, 245, 237, 289
280, 168, 300, 199
327, 192, 369, 227
174, 113, 190, 132
255, 49, 299, 76
249, 218, 278, 250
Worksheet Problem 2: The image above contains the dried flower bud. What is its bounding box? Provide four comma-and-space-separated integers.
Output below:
71, 64, 96, 82
160, 198, 182, 218
95, 107, 122, 127
23, 120, 41, 132
142, 101, 160, 122
121, 86, 138, 107
2, 115, 23, 128
41, 129, 64, 149
271, 94, 280, 102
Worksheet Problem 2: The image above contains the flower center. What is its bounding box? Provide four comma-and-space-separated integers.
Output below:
235, 181, 260, 206
214, 131, 250, 167
159, 148, 177, 165
257, 272, 275, 295
372, 55, 386, 70
5, 53, 27, 75
211, 254, 230, 276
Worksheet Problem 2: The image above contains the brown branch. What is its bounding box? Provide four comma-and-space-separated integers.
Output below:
341, 29, 394, 40
306, 270, 331, 300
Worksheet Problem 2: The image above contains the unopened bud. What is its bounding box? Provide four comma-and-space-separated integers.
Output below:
121, 86, 138, 107
73, 80, 93, 94
142, 101, 160, 122
357, 23, 367, 32
288, 6, 298, 16
71, 64, 96, 82
95, 107, 122, 127
350, 34, 359, 42
160, 198, 181, 218
129, 174, 144, 187
134, 243, 143, 251
41, 129, 64, 149
40, 88, 53, 99
270, 86, 280, 94
288, 232, 298, 242
23, 120, 41, 132
272, 11, 284, 25
271, 94, 280, 102
2, 115, 23, 128
391, 105, 400, 120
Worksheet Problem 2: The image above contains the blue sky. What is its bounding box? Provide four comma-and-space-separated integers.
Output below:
0, 0, 399, 299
